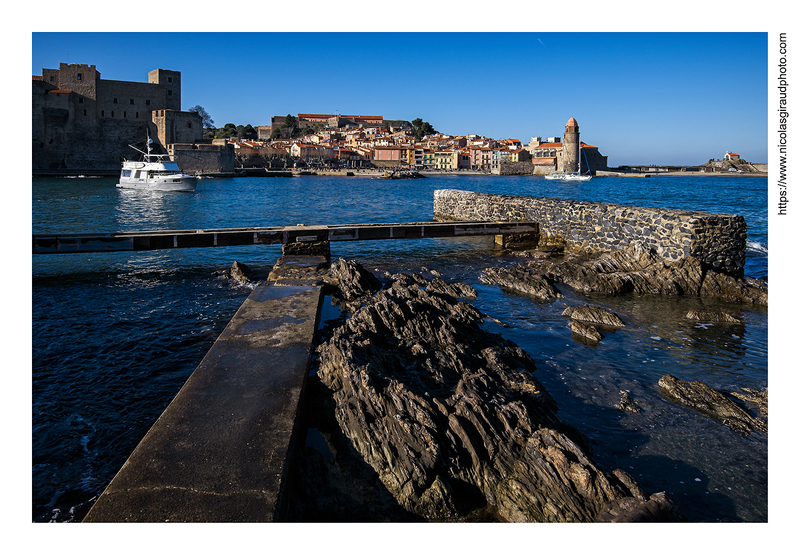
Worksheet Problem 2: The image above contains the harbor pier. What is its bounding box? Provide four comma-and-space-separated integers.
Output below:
71, 220, 537, 522
83, 256, 325, 522
37, 190, 749, 522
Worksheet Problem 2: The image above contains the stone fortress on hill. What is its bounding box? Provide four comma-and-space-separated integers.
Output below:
32, 63, 233, 175
33, 62, 760, 176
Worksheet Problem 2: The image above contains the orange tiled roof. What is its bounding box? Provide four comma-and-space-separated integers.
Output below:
536, 142, 598, 149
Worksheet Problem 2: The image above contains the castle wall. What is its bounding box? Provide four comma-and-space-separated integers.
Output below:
148, 69, 181, 111
169, 143, 236, 174
582, 148, 609, 172
433, 189, 747, 277
151, 110, 203, 146
33, 63, 199, 174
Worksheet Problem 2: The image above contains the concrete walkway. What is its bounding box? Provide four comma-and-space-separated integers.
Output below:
83, 259, 324, 522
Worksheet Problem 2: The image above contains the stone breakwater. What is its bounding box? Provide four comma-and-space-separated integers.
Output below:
433, 189, 747, 277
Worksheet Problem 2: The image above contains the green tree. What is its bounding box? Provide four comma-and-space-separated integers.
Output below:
411, 118, 436, 140
219, 123, 237, 138
281, 114, 300, 139
242, 124, 257, 139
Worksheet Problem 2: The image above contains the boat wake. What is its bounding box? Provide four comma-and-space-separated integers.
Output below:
746, 240, 768, 256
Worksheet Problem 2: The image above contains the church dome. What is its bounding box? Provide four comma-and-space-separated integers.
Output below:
566, 117, 578, 127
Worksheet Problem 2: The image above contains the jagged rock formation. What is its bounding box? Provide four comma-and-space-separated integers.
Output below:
615, 390, 641, 413
685, 309, 742, 324
658, 374, 767, 435
560, 306, 624, 344
224, 260, 256, 285
486, 242, 766, 305
730, 387, 769, 418
567, 319, 604, 344
479, 266, 563, 301
562, 305, 625, 327
307, 262, 683, 522
321, 258, 383, 311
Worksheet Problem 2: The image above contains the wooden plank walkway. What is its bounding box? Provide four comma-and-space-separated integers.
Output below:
33, 221, 538, 254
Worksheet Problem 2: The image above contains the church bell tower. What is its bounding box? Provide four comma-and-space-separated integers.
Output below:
562, 117, 580, 173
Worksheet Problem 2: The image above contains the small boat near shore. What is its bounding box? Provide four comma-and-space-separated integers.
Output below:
117, 138, 197, 192
546, 145, 593, 181
545, 171, 591, 181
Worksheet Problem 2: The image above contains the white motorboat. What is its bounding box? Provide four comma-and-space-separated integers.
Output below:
117, 138, 197, 192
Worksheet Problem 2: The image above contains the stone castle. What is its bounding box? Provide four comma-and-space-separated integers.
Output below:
32, 63, 233, 175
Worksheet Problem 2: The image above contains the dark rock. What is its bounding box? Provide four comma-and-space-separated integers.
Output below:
486, 241, 766, 305
568, 320, 603, 344
615, 390, 641, 413
686, 309, 742, 324
698, 270, 768, 305
562, 305, 625, 328
426, 277, 477, 301
658, 374, 767, 435
225, 261, 255, 285
322, 258, 383, 311
311, 263, 682, 522
479, 266, 563, 301
730, 387, 768, 418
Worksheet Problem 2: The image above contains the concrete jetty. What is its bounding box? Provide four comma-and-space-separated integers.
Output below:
83, 256, 325, 522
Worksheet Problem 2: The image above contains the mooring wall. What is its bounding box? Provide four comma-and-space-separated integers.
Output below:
433, 189, 747, 276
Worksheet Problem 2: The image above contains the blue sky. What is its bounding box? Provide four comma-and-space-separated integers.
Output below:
32, 31, 767, 166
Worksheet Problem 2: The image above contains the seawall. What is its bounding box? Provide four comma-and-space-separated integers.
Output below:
433, 189, 747, 277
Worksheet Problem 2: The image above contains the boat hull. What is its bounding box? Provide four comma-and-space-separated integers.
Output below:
116, 177, 198, 192
545, 172, 591, 181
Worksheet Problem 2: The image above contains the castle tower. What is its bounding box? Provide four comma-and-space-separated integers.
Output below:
148, 68, 182, 111
562, 117, 580, 173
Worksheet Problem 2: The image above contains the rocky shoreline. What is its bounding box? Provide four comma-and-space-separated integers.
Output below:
282, 259, 699, 522
224, 237, 767, 521
492, 241, 767, 306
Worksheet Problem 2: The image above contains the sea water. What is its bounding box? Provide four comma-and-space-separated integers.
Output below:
31, 174, 768, 522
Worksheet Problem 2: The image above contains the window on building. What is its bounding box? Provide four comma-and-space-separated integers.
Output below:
78, 97, 83, 103
146, 99, 151, 106
77, 73, 82, 80
168, 77, 173, 83
83, 109, 87, 116
188, 122, 192, 128
113, 98, 118, 104
130, 99, 134, 105
101, 110, 104, 117
111, 111, 114, 117
123, 112, 127, 118
168, 90, 172, 96
136, 112, 139, 119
